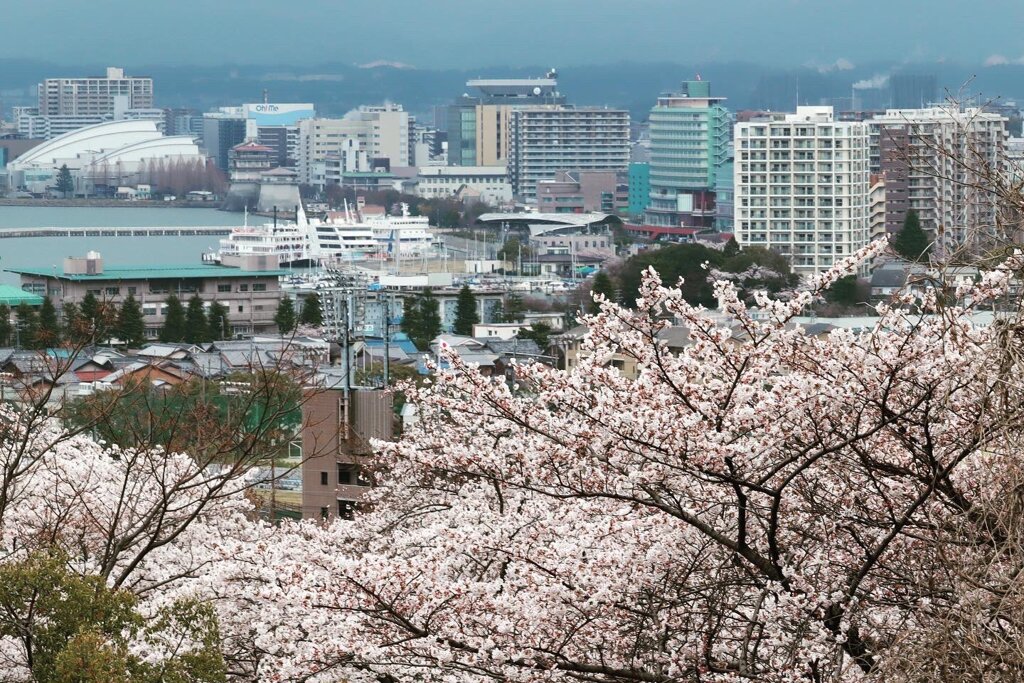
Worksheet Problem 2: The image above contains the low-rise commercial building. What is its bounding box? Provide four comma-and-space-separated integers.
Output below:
414, 165, 511, 205
535, 170, 627, 214
7, 252, 288, 339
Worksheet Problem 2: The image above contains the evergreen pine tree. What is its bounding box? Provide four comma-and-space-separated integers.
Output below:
400, 297, 423, 349
588, 271, 617, 314
892, 210, 930, 262
61, 302, 83, 345
517, 321, 552, 351
299, 294, 324, 327
452, 285, 480, 336
36, 297, 61, 348
15, 303, 38, 349
116, 294, 146, 348
723, 237, 741, 258
55, 164, 74, 198
206, 301, 230, 341
503, 292, 526, 323
184, 294, 209, 343
0, 304, 11, 347
419, 288, 442, 347
80, 292, 101, 344
160, 295, 186, 343
274, 297, 296, 334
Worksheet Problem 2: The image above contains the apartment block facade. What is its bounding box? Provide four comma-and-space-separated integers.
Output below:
508, 107, 630, 204
38, 67, 153, 117
297, 106, 411, 187
447, 75, 565, 167
734, 106, 871, 278
872, 107, 1008, 249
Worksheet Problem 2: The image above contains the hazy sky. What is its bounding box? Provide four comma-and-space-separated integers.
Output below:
4, 0, 1024, 69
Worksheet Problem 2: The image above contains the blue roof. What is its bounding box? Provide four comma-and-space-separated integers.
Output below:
7, 264, 288, 281
363, 332, 419, 355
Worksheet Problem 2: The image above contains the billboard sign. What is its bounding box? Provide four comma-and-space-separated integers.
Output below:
243, 103, 315, 127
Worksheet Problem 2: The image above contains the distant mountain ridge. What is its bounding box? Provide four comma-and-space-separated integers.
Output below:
1, 59, 1021, 122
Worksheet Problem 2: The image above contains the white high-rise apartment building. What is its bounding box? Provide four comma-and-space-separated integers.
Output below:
507, 106, 630, 204
297, 105, 411, 187
38, 67, 153, 117
735, 106, 870, 278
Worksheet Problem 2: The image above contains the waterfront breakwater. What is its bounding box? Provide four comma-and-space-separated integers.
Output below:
0, 226, 233, 239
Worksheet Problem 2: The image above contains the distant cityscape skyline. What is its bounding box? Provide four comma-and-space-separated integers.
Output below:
2, 0, 1024, 69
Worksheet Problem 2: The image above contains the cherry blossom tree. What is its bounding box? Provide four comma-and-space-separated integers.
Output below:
0, 356, 317, 678
241, 241, 1024, 682
4, 242, 1024, 682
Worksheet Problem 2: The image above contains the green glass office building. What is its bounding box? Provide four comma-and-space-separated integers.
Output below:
645, 81, 731, 228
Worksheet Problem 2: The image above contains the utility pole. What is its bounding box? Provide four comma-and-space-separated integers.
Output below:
382, 296, 391, 387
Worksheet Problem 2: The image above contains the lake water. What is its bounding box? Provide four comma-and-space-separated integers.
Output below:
0, 206, 242, 285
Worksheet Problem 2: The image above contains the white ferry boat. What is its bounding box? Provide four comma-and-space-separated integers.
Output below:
206, 203, 436, 267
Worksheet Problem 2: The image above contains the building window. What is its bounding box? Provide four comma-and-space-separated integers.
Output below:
127, 287, 137, 295
338, 500, 356, 520
320, 471, 329, 486
253, 283, 267, 292
237, 306, 244, 313
320, 506, 329, 519
218, 284, 231, 293
239, 284, 249, 292
105, 287, 119, 296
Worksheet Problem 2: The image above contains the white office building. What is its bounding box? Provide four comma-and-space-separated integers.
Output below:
414, 165, 511, 205
734, 106, 871, 278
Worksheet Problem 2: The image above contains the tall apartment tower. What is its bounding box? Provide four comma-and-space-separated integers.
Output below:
872, 107, 1008, 250
734, 106, 871, 278
38, 67, 153, 117
447, 73, 566, 167
645, 80, 732, 228
507, 107, 631, 204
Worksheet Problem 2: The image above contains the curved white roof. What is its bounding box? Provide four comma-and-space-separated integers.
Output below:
11, 120, 162, 168
477, 212, 620, 229
87, 136, 201, 166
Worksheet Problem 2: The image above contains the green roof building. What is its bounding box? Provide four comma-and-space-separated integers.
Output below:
6, 252, 288, 340
0, 285, 44, 308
